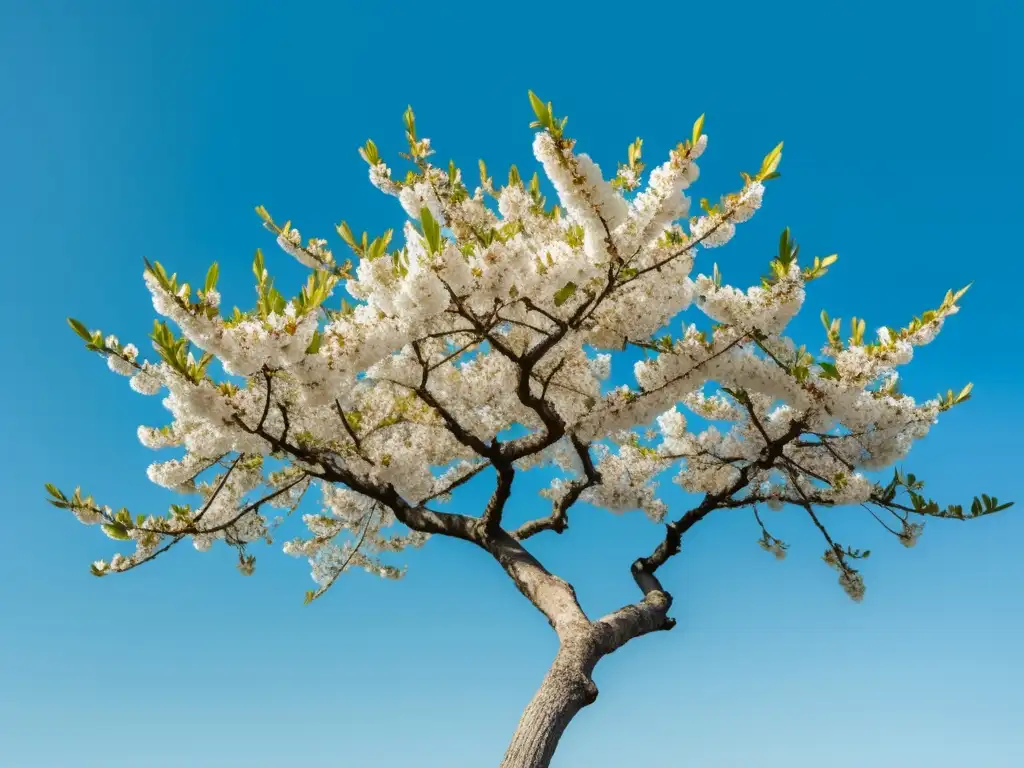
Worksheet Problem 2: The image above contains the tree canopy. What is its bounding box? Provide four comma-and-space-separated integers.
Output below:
49, 90, 1012, 767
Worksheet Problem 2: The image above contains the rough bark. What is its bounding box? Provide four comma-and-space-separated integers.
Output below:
499, 636, 600, 768
481, 526, 590, 634
498, 590, 674, 768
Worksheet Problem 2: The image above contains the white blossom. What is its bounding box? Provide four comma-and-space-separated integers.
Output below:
56, 106, 980, 609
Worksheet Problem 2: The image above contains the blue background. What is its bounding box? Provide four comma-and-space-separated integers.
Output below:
1, 1, 1021, 766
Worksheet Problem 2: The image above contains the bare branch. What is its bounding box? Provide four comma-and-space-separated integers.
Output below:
593, 590, 675, 655
306, 505, 379, 602
514, 434, 601, 540
334, 399, 374, 465
420, 461, 491, 504
482, 463, 515, 532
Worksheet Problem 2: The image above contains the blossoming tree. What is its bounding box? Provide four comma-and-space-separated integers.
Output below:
49, 93, 1011, 767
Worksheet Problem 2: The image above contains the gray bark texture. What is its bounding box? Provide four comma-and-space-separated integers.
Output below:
391, 519, 676, 767
496, 583, 674, 768
498, 642, 599, 768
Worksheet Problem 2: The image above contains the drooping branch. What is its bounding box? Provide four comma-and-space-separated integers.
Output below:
306, 504, 379, 602
93, 454, 243, 574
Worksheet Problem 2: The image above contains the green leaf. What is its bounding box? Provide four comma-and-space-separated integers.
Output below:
372, 230, 393, 260
67, 318, 92, 341
420, 207, 442, 254
553, 281, 577, 306
691, 113, 705, 147
335, 221, 360, 253
101, 522, 131, 541
758, 142, 784, 179
358, 139, 379, 165
952, 283, 972, 304
403, 105, 416, 138
253, 249, 265, 282
778, 228, 793, 263
528, 90, 547, 124
818, 361, 840, 380
627, 137, 643, 166
204, 262, 219, 293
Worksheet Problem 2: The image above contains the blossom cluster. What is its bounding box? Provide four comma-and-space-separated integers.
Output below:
56, 97, 977, 602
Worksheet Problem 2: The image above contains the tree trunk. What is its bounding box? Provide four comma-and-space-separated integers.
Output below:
499, 642, 600, 768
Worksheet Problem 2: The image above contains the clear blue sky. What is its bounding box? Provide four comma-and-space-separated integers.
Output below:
1, 1, 1021, 766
